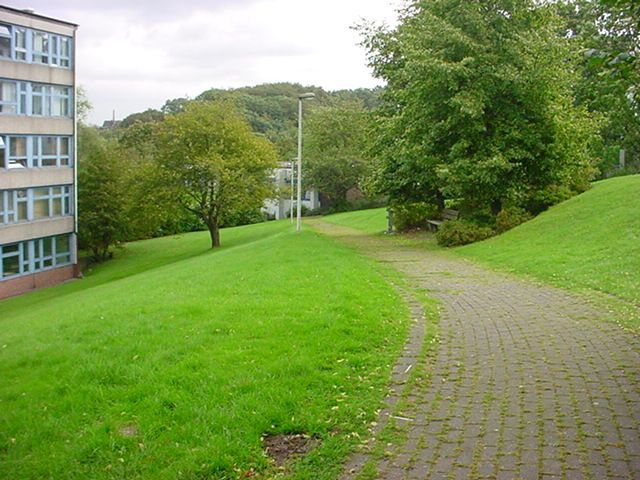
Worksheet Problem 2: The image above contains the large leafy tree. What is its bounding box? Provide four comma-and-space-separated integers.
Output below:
304, 102, 371, 208
362, 0, 597, 215
560, 0, 639, 174
155, 101, 278, 247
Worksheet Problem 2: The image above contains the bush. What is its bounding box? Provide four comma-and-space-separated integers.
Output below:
495, 207, 532, 233
391, 202, 439, 232
524, 185, 574, 214
436, 220, 494, 247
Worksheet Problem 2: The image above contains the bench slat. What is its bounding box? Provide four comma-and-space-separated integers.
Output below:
427, 209, 459, 231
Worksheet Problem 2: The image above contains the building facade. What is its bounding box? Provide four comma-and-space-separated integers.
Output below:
263, 162, 320, 220
0, 6, 78, 300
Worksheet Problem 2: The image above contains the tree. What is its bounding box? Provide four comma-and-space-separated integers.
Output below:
77, 125, 130, 261
304, 101, 371, 209
76, 85, 92, 124
361, 0, 597, 215
155, 101, 278, 247
560, 0, 640, 175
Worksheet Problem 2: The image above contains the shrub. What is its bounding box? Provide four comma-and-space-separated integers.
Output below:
436, 220, 494, 247
391, 202, 439, 232
525, 185, 574, 214
495, 207, 533, 233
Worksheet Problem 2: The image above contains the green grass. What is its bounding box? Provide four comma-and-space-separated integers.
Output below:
323, 175, 640, 329
322, 208, 388, 235
0, 221, 410, 479
459, 175, 640, 328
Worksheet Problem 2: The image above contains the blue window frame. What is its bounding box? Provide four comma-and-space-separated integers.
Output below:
0, 234, 72, 279
0, 24, 11, 59
0, 22, 72, 69
0, 135, 72, 169
0, 79, 72, 117
0, 185, 72, 225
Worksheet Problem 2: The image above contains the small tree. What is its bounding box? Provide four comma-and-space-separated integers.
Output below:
155, 101, 277, 247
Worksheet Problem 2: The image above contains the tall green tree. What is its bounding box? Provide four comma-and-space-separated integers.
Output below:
304, 102, 371, 208
77, 125, 130, 261
560, 0, 640, 174
155, 101, 278, 247
361, 0, 597, 215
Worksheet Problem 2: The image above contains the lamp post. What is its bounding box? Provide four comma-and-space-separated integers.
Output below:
296, 92, 315, 232
290, 159, 295, 222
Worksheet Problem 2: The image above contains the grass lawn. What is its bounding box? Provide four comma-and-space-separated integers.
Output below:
0, 221, 410, 479
322, 208, 388, 235
323, 175, 640, 330
459, 175, 640, 329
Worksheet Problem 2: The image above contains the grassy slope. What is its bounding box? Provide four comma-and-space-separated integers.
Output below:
322, 208, 388, 235
323, 176, 639, 328
459, 176, 640, 313
0, 221, 409, 479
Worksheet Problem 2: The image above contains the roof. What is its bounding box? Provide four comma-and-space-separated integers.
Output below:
0, 5, 78, 27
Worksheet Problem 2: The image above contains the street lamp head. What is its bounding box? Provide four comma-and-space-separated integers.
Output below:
298, 92, 315, 99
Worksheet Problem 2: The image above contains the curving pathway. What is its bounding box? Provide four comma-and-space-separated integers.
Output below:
308, 220, 640, 480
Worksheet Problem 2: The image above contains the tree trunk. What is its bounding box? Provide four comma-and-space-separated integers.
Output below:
207, 220, 220, 248
491, 198, 502, 216
435, 191, 446, 210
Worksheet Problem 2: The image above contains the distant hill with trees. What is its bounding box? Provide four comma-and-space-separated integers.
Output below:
120, 82, 381, 162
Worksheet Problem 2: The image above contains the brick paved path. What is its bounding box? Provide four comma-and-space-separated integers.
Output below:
308, 221, 640, 480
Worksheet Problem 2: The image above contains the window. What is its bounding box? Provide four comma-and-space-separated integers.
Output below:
0, 80, 73, 117
0, 186, 72, 224
16, 190, 28, 221
9, 136, 27, 168
0, 24, 10, 58
0, 80, 17, 113
14, 27, 26, 61
51, 36, 71, 68
32, 31, 49, 64
31, 84, 44, 115
0, 189, 14, 224
55, 234, 71, 265
1, 23, 72, 68
1, 242, 22, 278
0, 234, 72, 279
59, 137, 71, 166
1, 135, 72, 169
50, 86, 71, 116
0, 136, 5, 168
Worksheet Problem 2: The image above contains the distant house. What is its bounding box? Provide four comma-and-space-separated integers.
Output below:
100, 119, 121, 129
0, 6, 79, 299
263, 162, 320, 220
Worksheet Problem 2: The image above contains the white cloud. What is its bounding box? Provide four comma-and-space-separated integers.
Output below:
6, 0, 402, 124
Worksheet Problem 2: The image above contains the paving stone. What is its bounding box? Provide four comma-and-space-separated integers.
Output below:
313, 221, 640, 480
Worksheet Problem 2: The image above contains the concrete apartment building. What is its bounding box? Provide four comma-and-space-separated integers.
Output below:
0, 6, 78, 300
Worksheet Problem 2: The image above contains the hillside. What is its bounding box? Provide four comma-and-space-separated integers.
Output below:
459, 175, 640, 313
322, 176, 640, 326
0, 221, 408, 479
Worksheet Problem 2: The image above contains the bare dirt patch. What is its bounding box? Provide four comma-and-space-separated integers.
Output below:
118, 423, 139, 438
262, 433, 318, 467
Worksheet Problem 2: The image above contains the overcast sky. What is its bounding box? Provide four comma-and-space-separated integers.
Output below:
7, 0, 403, 124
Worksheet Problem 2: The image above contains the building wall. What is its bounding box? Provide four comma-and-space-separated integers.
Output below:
0, 7, 78, 299
0, 264, 77, 300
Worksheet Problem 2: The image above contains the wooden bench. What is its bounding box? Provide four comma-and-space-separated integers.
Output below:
427, 208, 459, 231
